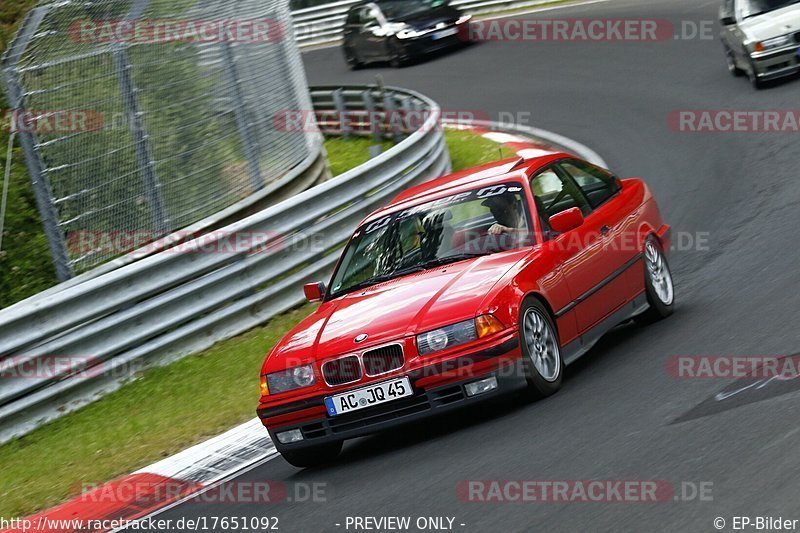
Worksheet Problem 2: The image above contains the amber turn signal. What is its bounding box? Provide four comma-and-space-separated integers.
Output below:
259, 375, 269, 396
475, 314, 505, 338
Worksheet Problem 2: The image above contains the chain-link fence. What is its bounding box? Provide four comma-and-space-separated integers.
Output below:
2, 0, 320, 278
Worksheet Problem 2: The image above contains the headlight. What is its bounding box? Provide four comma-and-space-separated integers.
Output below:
416, 315, 505, 355
754, 35, 792, 52
265, 364, 316, 394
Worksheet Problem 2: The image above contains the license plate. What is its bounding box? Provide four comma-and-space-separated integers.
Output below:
432, 27, 457, 40
324, 377, 412, 416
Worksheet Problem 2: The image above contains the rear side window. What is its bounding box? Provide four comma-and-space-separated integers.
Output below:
558, 160, 620, 209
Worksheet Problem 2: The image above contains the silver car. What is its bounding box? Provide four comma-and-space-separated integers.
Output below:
720, 0, 800, 88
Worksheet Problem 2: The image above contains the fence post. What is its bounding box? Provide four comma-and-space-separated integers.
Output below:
220, 43, 264, 191
2, 5, 73, 280
4, 74, 73, 281
113, 47, 170, 236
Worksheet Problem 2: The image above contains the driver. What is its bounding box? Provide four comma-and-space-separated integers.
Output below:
482, 193, 523, 235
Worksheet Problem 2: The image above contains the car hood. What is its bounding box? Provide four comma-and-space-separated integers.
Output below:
396, 7, 461, 31
740, 5, 800, 41
266, 249, 529, 369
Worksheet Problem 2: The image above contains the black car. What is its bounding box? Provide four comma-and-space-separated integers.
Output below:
342, 0, 472, 68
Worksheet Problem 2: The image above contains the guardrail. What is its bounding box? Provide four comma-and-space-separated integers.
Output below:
0, 85, 451, 444
293, 0, 558, 48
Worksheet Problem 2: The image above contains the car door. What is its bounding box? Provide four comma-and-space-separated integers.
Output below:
557, 159, 642, 309
530, 164, 622, 334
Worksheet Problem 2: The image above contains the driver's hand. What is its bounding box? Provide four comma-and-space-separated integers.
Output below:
488, 224, 511, 235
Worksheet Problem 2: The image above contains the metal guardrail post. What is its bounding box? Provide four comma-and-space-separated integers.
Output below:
382, 92, 402, 142
362, 90, 382, 142
220, 43, 265, 191
113, 47, 170, 236
332, 88, 351, 138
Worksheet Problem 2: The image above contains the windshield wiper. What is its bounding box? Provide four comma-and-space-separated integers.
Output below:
332, 254, 487, 298
333, 265, 428, 297
416, 252, 490, 269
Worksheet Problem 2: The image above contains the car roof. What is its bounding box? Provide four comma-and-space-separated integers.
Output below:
363, 150, 572, 223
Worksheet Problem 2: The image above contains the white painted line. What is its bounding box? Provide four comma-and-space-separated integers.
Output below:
447, 119, 609, 169
515, 147, 555, 159
481, 132, 530, 144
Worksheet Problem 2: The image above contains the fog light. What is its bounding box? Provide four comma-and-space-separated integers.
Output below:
276, 429, 304, 444
464, 376, 498, 397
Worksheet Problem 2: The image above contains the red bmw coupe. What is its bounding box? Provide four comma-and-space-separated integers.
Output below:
257, 151, 674, 467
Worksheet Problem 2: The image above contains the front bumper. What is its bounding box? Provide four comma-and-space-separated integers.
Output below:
259, 337, 526, 451
398, 23, 469, 57
751, 45, 800, 80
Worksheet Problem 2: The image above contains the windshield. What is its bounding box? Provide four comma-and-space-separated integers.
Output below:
328, 183, 533, 299
378, 0, 448, 21
742, 0, 800, 19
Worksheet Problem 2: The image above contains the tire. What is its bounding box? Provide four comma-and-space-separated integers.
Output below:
343, 46, 362, 70
280, 440, 342, 468
747, 59, 764, 90
519, 297, 564, 400
388, 40, 409, 68
724, 46, 743, 77
634, 237, 675, 325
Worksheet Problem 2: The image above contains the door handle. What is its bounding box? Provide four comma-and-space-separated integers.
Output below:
600, 225, 611, 235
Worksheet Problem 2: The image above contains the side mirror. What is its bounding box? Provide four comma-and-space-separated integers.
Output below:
303, 282, 326, 302
720, 14, 736, 25
549, 207, 584, 233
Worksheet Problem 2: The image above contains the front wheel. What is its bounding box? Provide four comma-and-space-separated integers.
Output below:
634, 237, 674, 325
747, 59, 764, 89
519, 298, 563, 400
724, 46, 743, 77
280, 440, 342, 468
343, 45, 362, 70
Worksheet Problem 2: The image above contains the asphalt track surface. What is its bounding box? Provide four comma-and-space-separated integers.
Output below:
145, 0, 800, 531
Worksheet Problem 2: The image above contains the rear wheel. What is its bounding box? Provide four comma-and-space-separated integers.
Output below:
280, 440, 342, 468
634, 237, 674, 325
519, 298, 563, 399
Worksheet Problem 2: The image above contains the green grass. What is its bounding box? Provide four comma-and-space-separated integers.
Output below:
323, 136, 394, 176
0, 105, 516, 518
445, 128, 516, 170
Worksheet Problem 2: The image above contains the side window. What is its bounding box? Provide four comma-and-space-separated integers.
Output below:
345, 8, 361, 26
363, 6, 380, 27
558, 160, 620, 209
530, 167, 591, 232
